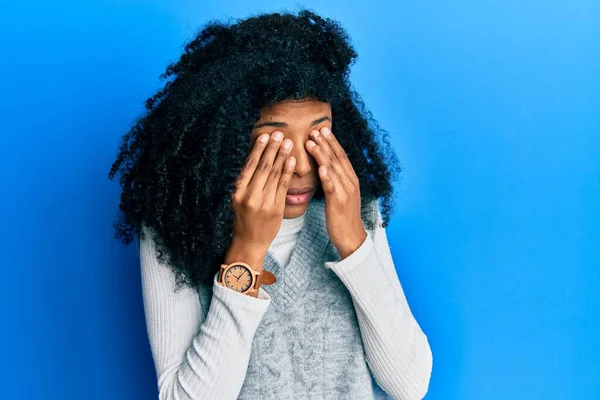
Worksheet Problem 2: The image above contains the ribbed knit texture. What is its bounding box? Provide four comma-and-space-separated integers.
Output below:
269, 209, 305, 268
139, 199, 432, 399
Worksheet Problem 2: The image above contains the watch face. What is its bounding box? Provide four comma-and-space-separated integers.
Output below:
223, 264, 253, 292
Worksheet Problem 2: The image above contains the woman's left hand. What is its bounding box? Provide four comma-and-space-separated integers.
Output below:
306, 126, 367, 259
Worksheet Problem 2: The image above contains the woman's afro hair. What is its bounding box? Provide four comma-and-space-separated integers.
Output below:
108, 8, 402, 291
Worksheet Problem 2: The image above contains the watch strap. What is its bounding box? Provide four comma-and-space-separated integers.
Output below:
259, 270, 277, 285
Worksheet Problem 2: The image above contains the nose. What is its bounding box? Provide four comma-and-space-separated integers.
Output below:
289, 138, 314, 177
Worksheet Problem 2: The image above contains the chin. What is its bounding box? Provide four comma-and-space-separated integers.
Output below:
283, 202, 311, 219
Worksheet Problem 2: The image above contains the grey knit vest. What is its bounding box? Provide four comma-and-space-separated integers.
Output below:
196, 198, 392, 399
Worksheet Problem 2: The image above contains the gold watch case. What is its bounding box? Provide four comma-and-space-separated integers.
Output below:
219, 262, 259, 294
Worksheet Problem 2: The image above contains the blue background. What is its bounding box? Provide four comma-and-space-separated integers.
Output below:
2, 1, 598, 399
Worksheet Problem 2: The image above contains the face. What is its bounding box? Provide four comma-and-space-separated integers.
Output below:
251, 97, 332, 219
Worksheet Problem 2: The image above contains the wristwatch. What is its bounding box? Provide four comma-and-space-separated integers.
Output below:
217, 261, 276, 296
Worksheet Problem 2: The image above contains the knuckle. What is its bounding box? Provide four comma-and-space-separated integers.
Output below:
260, 203, 276, 216
237, 172, 246, 182
257, 160, 270, 172
240, 196, 250, 207
335, 149, 347, 159
268, 140, 281, 150
270, 166, 281, 179
242, 196, 259, 210
277, 149, 290, 160
244, 157, 257, 169
279, 177, 290, 190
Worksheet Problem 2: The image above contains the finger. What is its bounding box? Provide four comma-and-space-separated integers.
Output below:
247, 131, 285, 192
319, 127, 359, 185
275, 155, 296, 206
318, 165, 337, 196
264, 138, 294, 201
307, 130, 346, 191
236, 133, 270, 192
311, 130, 351, 185
309, 129, 348, 180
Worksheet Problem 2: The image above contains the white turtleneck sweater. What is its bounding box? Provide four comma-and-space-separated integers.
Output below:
139, 209, 432, 399
269, 210, 307, 267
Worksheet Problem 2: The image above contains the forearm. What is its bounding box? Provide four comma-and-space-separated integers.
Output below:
325, 231, 432, 400
140, 231, 271, 400
157, 274, 270, 399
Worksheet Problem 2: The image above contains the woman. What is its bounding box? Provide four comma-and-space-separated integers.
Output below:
108, 9, 432, 400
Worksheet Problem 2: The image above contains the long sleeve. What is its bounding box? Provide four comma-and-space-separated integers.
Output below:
139, 232, 271, 400
324, 211, 433, 400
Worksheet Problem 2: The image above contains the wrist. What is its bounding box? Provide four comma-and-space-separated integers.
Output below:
224, 236, 267, 271
220, 237, 270, 297
336, 229, 368, 260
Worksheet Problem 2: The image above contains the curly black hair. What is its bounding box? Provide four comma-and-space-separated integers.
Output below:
108, 8, 402, 291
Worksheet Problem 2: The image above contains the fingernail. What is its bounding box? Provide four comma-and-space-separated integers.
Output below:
322, 127, 331, 135
273, 132, 283, 141
282, 139, 292, 149
259, 134, 268, 143
311, 130, 320, 140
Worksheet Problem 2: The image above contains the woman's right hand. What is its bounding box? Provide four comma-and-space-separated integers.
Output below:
230, 130, 296, 252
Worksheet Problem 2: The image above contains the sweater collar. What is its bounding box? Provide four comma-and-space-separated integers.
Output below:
273, 210, 306, 241
263, 198, 330, 310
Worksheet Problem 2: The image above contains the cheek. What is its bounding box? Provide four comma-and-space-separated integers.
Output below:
311, 166, 321, 183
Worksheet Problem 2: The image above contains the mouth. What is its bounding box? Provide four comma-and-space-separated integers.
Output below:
285, 186, 315, 206
287, 186, 315, 195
